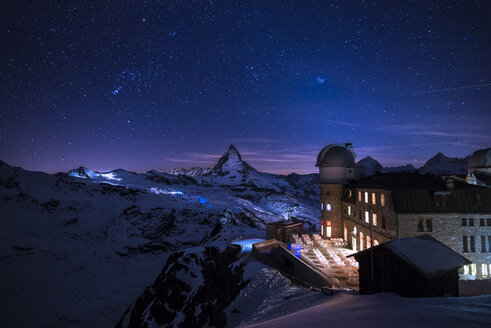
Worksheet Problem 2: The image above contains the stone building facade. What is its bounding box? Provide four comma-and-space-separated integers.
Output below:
316, 144, 491, 279
398, 213, 491, 278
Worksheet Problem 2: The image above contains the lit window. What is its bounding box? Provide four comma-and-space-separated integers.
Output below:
373, 213, 377, 226
360, 232, 364, 250
381, 194, 385, 206
463, 265, 469, 275
326, 203, 332, 211
321, 203, 323, 210
365, 211, 369, 223
471, 263, 477, 276
372, 193, 376, 205
321, 225, 324, 236
353, 226, 357, 235
344, 222, 348, 240
348, 205, 351, 216
358, 191, 362, 202
326, 220, 331, 237
482, 264, 488, 277
366, 235, 371, 248
374, 240, 379, 246
364, 192, 368, 203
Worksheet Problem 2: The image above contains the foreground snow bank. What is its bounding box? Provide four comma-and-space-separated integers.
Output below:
244, 292, 491, 328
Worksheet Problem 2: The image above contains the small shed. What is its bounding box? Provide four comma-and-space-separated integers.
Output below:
350, 235, 470, 297
265, 221, 303, 243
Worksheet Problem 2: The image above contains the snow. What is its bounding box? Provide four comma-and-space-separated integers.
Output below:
231, 238, 265, 253
243, 292, 491, 328
386, 237, 468, 276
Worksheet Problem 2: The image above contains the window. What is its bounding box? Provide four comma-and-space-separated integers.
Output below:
471, 263, 477, 276
364, 192, 368, 203
426, 219, 433, 232
482, 264, 488, 277
462, 218, 467, 226
360, 232, 364, 250
381, 194, 385, 206
353, 226, 357, 235
469, 218, 474, 226
366, 235, 371, 249
321, 224, 324, 236
373, 213, 377, 226
474, 192, 482, 203
321, 203, 323, 210
463, 265, 469, 275
481, 236, 486, 253
487, 218, 491, 226
348, 189, 352, 198
470, 236, 475, 252
374, 240, 379, 246
358, 191, 362, 202
488, 236, 491, 252
463, 236, 468, 252
326, 203, 332, 211
344, 222, 348, 240
372, 193, 376, 205
348, 205, 351, 216
418, 219, 425, 232
434, 192, 450, 207
381, 216, 386, 229
480, 218, 485, 226
326, 220, 331, 237
365, 211, 369, 223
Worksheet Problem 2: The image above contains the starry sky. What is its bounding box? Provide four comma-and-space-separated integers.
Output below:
1, 1, 490, 174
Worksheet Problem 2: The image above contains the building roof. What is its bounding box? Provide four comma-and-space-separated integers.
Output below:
351, 172, 448, 190
316, 144, 355, 168
351, 235, 471, 278
348, 173, 491, 213
468, 148, 491, 169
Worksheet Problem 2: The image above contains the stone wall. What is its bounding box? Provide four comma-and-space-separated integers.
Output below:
320, 184, 344, 239
398, 213, 491, 279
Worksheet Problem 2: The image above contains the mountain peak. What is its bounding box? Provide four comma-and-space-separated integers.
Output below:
420, 152, 468, 175
210, 145, 256, 176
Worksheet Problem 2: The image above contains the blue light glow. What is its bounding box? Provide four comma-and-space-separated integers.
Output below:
231, 238, 265, 253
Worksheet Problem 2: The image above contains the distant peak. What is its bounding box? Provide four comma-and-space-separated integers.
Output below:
228, 144, 238, 151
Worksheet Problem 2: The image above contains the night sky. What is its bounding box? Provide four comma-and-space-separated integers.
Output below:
1, 1, 490, 174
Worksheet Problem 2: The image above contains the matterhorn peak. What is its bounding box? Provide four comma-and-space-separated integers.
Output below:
210, 144, 256, 176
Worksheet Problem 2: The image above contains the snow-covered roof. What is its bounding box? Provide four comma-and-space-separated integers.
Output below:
353, 235, 471, 277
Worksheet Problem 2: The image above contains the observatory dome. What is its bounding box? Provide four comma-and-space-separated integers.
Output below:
316, 144, 355, 168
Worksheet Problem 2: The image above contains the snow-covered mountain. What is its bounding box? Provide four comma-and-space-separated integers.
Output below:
355, 156, 383, 177
0, 146, 322, 327
165, 167, 211, 177
356, 152, 468, 177
420, 152, 469, 175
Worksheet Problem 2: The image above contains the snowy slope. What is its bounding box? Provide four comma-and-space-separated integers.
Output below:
0, 147, 321, 327
165, 167, 211, 177
244, 292, 491, 328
